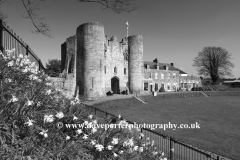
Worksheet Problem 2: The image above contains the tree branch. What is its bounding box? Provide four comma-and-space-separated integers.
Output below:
78, 0, 140, 14
1, 0, 139, 37
21, 0, 53, 38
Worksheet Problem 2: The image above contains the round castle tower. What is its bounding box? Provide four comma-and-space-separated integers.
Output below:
128, 35, 143, 94
76, 22, 105, 100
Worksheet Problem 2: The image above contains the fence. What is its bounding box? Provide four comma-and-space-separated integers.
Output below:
0, 19, 45, 71
82, 103, 233, 160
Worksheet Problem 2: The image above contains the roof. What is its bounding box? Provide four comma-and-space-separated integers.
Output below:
223, 80, 240, 83
143, 61, 187, 74
220, 78, 236, 82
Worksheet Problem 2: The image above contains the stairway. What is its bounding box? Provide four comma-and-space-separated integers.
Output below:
206, 85, 213, 91
133, 96, 148, 104
206, 85, 218, 91
200, 91, 210, 97
209, 85, 218, 91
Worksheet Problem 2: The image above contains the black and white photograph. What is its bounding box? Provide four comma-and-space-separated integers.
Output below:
0, 0, 239, 160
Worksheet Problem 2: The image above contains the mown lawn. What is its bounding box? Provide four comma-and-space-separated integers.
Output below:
92, 95, 240, 160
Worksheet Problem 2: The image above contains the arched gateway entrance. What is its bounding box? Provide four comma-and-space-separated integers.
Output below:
111, 76, 120, 94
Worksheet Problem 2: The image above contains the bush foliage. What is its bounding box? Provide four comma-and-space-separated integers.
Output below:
0, 50, 168, 160
159, 87, 165, 92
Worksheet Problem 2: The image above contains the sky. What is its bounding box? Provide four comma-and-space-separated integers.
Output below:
1, 0, 240, 78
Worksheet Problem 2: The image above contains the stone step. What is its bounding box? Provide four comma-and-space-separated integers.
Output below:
200, 91, 209, 97
133, 95, 148, 104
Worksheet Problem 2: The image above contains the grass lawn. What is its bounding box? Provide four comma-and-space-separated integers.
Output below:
92, 95, 240, 160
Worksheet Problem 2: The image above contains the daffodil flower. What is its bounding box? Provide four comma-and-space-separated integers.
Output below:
107, 145, 113, 150
26, 99, 34, 106
152, 151, 158, 155
73, 114, 78, 120
46, 89, 51, 95
66, 135, 70, 140
91, 127, 97, 134
76, 129, 82, 134
70, 101, 75, 105
113, 153, 118, 157
44, 114, 54, 123
92, 120, 97, 124
91, 140, 96, 145
39, 129, 48, 138
88, 114, 93, 119
133, 146, 138, 151
7, 61, 14, 67
24, 118, 35, 126
95, 144, 104, 152
36, 101, 42, 107
83, 134, 88, 140
10, 95, 18, 102
111, 138, 118, 145
55, 111, 64, 119
84, 121, 89, 125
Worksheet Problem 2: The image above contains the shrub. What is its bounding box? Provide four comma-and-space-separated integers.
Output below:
0, 50, 168, 160
159, 87, 165, 92
178, 87, 183, 91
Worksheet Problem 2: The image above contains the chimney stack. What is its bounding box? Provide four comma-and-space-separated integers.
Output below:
153, 58, 158, 63
170, 63, 174, 67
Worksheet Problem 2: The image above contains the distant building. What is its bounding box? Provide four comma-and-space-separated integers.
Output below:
143, 60, 201, 92
223, 80, 240, 88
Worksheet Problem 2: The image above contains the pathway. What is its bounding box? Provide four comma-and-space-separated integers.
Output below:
82, 91, 196, 106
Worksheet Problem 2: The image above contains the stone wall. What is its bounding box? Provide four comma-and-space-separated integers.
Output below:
63, 73, 76, 98
48, 77, 64, 89
48, 76, 76, 99
104, 36, 127, 93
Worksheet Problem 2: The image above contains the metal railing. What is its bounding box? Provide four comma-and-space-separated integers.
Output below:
0, 19, 45, 71
82, 103, 233, 160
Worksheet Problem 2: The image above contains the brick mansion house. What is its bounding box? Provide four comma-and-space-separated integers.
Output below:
52, 22, 201, 100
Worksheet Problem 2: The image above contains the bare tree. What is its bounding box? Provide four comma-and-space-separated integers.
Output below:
193, 47, 234, 83
0, 0, 139, 38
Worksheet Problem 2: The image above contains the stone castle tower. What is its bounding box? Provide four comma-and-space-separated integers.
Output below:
61, 22, 143, 100
128, 35, 144, 93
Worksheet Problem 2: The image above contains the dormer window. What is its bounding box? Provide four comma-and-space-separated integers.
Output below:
147, 65, 150, 69
166, 66, 169, 70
